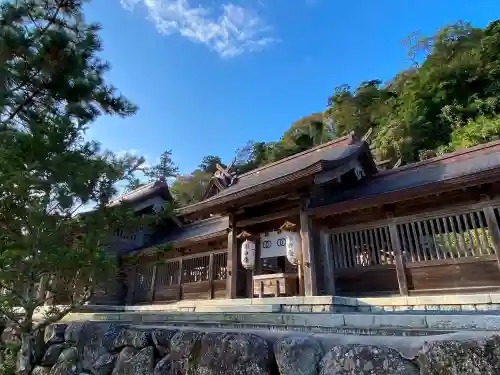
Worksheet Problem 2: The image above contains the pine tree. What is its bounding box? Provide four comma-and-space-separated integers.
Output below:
0, 1, 155, 373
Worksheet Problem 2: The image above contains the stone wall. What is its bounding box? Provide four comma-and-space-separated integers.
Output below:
9, 322, 500, 375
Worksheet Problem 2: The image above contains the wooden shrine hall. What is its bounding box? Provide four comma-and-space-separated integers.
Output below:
100, 134, 500, 305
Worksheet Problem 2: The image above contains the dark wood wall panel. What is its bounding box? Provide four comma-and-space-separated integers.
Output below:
153, 286, 180, 302
182, 281, 211, 300
407, 260, 500, 292
335, 266, 399, 296
213, 280, 227, 299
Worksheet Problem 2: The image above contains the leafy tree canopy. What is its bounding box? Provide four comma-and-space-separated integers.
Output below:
0, 1, 158, 373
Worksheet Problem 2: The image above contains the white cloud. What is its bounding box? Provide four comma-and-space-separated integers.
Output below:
120, 0, 277, 58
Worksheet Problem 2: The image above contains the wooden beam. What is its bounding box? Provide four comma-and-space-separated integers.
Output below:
313, 159, 359, 185
387, 213, 408, 296
319, 231, 336, 295
482, 205, 500, 270
236, 207, 298, 227
300, 206, 317, 296
226, 214, 238, 299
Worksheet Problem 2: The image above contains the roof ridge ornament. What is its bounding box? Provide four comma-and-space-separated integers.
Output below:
279, 221, 297, 232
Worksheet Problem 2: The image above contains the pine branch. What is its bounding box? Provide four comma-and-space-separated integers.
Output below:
1, 0, 67, 125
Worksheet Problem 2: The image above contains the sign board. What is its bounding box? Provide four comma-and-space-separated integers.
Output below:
260, 231, 298, 259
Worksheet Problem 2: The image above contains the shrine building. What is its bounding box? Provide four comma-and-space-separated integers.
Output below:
80, 134, 500, 305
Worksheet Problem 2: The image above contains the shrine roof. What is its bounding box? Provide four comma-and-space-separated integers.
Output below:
108, 179, 172, 208
176, 134, 370, 216
124, 215, 229, 254
309, 140, 500, 216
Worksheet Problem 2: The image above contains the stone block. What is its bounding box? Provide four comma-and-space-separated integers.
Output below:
298, 305, 313, 313
357, 296, 408, 307
476, 303, 500, 311
419, 336, 498, 375
275, 336, 323, 375
460, 304, 478, 312
194, 304, 280, 313
217, 312, 284, 325
373, 314, 426, 329
196, 332, 274, 375
489, 293, 500, 303
282, 314, 344, 328
437, 305, 462, 312
251, 296, 304, 305
343, 314, 375, 329
425, 315, 500, 330
425, 305, 442, 312
320, 344, 418, 375
311, 305, 334, 313
302, 296, 334, 305
332, 296, 358, 306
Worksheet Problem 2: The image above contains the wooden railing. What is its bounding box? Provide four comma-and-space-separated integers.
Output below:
323, 200, 500, 296
127, 250, 228, 304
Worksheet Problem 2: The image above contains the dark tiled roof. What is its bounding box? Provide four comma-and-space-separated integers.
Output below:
124, 216, 229, 254
177, 135, 365, 215
108, 180, 172, 208
309, 145, 500, 211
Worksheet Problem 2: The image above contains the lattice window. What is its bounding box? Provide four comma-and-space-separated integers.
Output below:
134, 263, 154, 293
182, 255, 210, 283
331, 226, 394, 269
155, 260, 180, 287
213, 252, 227, 280
397, 210, 495, 262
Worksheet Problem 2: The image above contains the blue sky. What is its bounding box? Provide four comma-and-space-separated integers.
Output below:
84, 0, 499, 174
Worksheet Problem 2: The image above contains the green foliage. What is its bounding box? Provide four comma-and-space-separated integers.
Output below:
0, 343, 18, 375
145, 150, 178, 182
199, 155, 224, 174
450, 116, 500, 149
328, 19, 500, 163
0, 2, 157, 372
170, 169, 212, 207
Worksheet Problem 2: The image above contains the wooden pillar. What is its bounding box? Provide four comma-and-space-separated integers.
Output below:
483, 205, 500, 268
387, 214, 408, 296
250, 241, 262, 298
226, 214, 238, 299
125, 261, 137, 305
320, 231, 336, 295
149, 260, 158, 303
300, 206, 317, 296
177, 257, 183, 301
208, 252, 214, 299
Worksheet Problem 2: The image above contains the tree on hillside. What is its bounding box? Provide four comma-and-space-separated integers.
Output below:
0, 1, 157, 373
170, 169, 212, 207
145, 149, 179, 182
198, 155, 224, 174
326, 19, 500, 163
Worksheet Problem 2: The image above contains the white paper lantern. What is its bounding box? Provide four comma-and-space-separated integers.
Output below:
285, 233, 301, 266
241, 239, 256, 270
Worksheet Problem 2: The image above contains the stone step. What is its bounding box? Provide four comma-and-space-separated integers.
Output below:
57, 310, 500, 335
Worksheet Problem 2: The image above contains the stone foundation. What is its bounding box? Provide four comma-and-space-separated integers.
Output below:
77, 292, 500, 314
11, 322, 500, 375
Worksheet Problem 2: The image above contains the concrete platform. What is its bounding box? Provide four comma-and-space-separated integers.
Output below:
55, 309, 500, 335
77, 292, 500, 314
